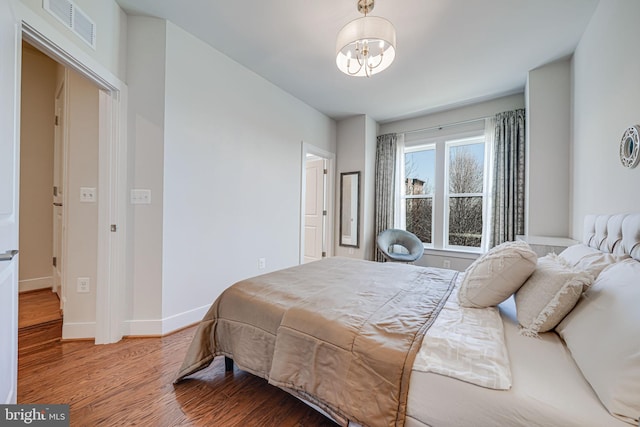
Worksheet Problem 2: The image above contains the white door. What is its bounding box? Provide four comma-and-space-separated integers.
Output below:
0, 0, 21, 404
52, 78, 66, 309
304, 158, 326, 263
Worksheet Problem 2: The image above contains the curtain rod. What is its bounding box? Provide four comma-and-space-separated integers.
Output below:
402, 116, 490, 135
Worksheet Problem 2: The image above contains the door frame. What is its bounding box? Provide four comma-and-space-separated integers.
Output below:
300, 142, 335, 264
19, 13, 127, 344
52, 73, 66, 306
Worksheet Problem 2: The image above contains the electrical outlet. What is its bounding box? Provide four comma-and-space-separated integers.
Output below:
77, 277, 90, 293
258, 258, 266, 269
443, 259, 451, 269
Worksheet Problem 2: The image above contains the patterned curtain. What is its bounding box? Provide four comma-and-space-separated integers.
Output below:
373, 133, 397, 262
489, 109, 526, 247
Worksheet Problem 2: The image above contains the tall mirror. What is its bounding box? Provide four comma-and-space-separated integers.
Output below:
340, 171, 360, 247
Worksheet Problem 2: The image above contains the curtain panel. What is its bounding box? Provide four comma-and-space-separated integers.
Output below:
490, 109, 526, 247
373, 133, 397, 261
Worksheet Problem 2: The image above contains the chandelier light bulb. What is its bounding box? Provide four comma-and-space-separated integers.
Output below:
335, 1, 396, 78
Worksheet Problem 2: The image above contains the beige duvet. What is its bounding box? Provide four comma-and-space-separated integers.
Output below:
175, 257, 457, 427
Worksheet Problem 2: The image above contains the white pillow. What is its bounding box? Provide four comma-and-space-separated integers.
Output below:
515, 254, 592, 337
556, 259, 640, 424
458, 240, 537, 308
559, 244, 629, 281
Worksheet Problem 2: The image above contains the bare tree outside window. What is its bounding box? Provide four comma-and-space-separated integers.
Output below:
400, 137, 486, 251
404, 148, 434, 243
448, 144, 484, 247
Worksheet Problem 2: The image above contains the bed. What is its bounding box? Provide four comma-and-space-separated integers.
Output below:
175, 213, 640, 427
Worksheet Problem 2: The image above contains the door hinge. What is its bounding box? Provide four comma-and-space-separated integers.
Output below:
52, 257, 57, 267
323, 210, 327, 216
53, 186, 58, 197
110, 224, 117, 232
323, 168, 327, 175
55, 115, 59, 126
322, 251, 327, 258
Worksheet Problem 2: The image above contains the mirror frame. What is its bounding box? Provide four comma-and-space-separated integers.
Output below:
339, 171, 360, 248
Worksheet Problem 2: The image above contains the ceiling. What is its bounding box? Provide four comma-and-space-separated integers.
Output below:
115, 0, 599, 123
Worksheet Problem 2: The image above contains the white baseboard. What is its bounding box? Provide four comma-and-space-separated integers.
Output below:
62, 305, 210, 340
19, 276, 52, 293
62, 322, 96, 340
122, 319, 162, 336
161, 304, 209, 335
123, 304, 210, 337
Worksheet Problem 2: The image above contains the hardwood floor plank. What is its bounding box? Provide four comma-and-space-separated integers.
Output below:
18, 289, 61, 328
18, 326, 338, 426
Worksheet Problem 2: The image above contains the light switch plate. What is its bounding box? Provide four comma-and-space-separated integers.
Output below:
77, 277, 90, 293
80, 187, 96, 202
131, 189, 151, 204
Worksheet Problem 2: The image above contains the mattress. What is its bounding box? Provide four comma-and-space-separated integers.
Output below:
404, 296, 628, 427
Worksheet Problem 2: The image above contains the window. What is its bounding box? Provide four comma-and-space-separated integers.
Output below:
402, 145, 435, 244
445, 137, 485, 249
399, 134, 489, 252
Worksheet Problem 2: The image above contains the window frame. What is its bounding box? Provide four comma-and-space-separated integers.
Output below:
400, 143, 436, 246
399, 130, 489, 253
443, 136, 486, 251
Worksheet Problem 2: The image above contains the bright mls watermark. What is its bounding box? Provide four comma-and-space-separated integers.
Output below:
0, 405, 69, 426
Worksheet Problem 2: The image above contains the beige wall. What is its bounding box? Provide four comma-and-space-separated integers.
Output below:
20, 43, 100, 331
19, 43, 56, 292
62, 68, 99, 330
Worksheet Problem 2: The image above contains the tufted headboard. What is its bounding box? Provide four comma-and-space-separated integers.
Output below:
583, 213, 640, 261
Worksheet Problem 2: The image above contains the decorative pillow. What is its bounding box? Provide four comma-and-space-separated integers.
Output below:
559, 244, 629, 282
556, 259, 640, 424
458, 240, 537, 308
515, 254, 592, 337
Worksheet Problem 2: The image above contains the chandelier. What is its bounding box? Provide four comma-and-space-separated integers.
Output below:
336, 0, 396, 77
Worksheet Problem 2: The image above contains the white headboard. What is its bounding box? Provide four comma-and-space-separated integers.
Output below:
583, 213, 640, 261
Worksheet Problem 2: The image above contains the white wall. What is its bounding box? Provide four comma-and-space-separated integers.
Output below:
18, 0, 127, 80
526, 58, 571, 237
160, 22, 336, 331
335, 115, 368, 259
571, 0, 640, 238
380, 93, 524, 135
124, 16, 166, 333
362, 116, 378, 260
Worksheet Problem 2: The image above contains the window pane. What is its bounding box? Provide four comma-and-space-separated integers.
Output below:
448, 144, 484, 194
448, 196, 483, 247
405, 149, 435, 195
406, 198, 432, 244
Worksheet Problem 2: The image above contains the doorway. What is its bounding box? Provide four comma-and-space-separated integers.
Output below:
18, 41, 65, 350
300, 143, 335, 264
18, 40, 103, 347
19, 23, 126, 344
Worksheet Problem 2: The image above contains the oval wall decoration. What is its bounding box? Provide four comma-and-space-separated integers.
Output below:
619, 125, 640, 169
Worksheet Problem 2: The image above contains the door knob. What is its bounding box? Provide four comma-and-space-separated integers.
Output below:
0, 249, 18, 262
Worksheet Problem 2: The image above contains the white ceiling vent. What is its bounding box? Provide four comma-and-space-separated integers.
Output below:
43, 0, 96, 49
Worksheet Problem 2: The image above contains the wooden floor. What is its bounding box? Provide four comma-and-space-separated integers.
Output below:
18, 289, 63, 353
18, 325, 339, 426
19, 289, 62, 328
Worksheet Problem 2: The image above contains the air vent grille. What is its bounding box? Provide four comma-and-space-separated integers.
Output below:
47, 0, 72, 27
72, 7, 95, 48
43, 0, 96, 49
